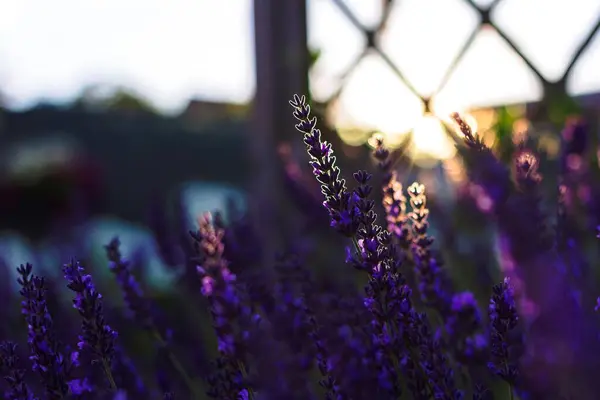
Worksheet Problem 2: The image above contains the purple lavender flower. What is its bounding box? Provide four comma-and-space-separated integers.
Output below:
289, 94, 360, 237
17, 263, 77, 399
488, 277, 519, 387
331, 305, 386, 398
109, 346, 147, 397
105, 237, 200, 397
62, 259, 118, 390
194, 213, 253, 399
383, 172, 412, 250
445, 292, 487, 364
306, 312, 341, 399
560, 117, 588, 171
105, 237, 154, 330
373, 137, 412, 251
451, 112, 511, 207
265, 255, 319, 398
514, 149, 542, 189
0, 341, 36, 400
66, 378, 92, 396
416, 314, 462, 400
111, 390, 127, 400
291, 94, 461, 399
407, 182, 452, 315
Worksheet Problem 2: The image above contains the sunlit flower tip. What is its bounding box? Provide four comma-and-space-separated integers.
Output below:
407, 182, 425, 197
515, 151, 539, 176
450, 112, 473, 135
410, 195, 425, 209
198, 212, 213, 227
410, 208, 429, 221
201, 276, 215, 296
367, 132, 385, 148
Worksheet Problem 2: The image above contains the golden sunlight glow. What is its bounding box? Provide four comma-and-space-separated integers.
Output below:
512, 118, 531, 144
366, 132, 385, 148
440, 111, 479, 137
443, 157, 467, 184
327, 53, 494, 163
337, 127, 371, 147
469, 109, 497, 147
366, 130, 410, 150
471, 109, 496, 133
318, 18, 548, 161
538, 133, 560, 158
330, 54, 424, 142
410, 114, 456, 161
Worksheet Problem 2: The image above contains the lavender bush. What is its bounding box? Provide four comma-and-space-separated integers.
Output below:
1, 94, 600, 399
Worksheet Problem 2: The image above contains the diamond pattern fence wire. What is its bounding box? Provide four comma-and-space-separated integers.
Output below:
249, 0, 600, 247
316, 0, 600, 131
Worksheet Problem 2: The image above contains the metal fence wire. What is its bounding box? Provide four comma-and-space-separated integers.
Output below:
319, 0, 600, 122
250, 0, 600, 251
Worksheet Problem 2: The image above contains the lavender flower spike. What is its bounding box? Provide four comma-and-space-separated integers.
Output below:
105, 237, 154, 329
0, 341, 36, 400
195, 213, 254, 399
289, 94, 359, 237
105, 238, 200, 398
63, 259, 118, 390
17, 263, 76, 399
488, 277, 520, 391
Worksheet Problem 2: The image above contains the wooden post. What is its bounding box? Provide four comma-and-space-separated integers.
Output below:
251, 0, 309, 266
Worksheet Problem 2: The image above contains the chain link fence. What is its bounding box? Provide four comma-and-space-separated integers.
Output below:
315, 0, 600, 127
250, 0, 600, 247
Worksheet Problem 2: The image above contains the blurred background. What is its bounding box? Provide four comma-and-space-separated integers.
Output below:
1, 0, 600, 334
2, 1, 600, 396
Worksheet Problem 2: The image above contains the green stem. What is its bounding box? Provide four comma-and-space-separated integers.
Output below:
404, 343, 435, 398
237, 360, 255, 400
101, 358, 118, 391
152, 329, 201, 399
351, 237, 360, 253
508, 383, 515, 400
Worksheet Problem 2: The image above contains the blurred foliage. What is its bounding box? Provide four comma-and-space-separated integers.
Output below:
546, 87, 583, 126
71, 84, 158, 114
492, 106, 522, 163
308, 47, 321, 70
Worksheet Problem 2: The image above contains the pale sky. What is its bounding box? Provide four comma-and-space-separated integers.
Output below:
1, 0, 600, 134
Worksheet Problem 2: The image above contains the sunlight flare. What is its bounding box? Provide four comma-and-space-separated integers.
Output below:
411, 113, 456, 161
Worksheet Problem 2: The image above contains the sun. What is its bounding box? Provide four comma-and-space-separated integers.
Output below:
325, 56, 482, 163
410, 113, 457, 161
